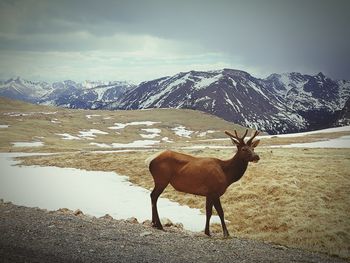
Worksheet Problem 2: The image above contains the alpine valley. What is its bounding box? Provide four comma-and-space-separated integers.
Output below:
1, 69, 349, 134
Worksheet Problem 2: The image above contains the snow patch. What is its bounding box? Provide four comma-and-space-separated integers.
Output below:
51, 119, 61, 124
141, 75, 189, 108
260, 125, 350, 139
172, 126, 194, 138
197, 130, 216, 137
4, 111, 57, 117
89, 142, 111, 148
272, 136, 350, 148
86, 114, 101, 119
78, 129, 108, 139
108, 121, 160, 130
141, 128, 161, 134
56, 133, 81, 140
193, 74, 222, 90
161, 137, 174, 143
182, 145, 231, 150
12, 141, 44, 147
224, 92, 239, 112
140, 128, 161, 139
90, 140, 159, 148
93, 87, 107, 101
0, 124, 9, 128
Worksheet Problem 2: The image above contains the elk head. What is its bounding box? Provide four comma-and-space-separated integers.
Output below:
225, 129, 260, 163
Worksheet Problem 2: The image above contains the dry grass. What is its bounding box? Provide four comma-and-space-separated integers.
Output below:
2, 97, 350, 259
19, 148, 350, 258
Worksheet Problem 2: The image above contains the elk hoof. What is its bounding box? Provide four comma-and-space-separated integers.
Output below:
152, 222, 163, 230
223, 232, 230, 238
204, 231, 211, 237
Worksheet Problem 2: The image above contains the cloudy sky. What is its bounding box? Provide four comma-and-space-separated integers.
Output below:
0, 0, 349, 83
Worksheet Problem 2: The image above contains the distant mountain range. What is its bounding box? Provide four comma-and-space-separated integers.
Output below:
0, 77, 135, 109
1, 69, 349, 134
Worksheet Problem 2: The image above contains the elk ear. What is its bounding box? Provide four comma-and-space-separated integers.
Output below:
251, 139, 260, 148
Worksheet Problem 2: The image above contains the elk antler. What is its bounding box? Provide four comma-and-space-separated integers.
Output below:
246, 130, 260, 146
225, 129, 248, 145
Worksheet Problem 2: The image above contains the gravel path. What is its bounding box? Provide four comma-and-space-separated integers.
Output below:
0, 201, 346, 263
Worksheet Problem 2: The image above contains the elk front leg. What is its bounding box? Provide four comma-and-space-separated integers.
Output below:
205, 196, 213, 236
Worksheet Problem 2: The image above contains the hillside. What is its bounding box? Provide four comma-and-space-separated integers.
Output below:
0, 96, 246, 152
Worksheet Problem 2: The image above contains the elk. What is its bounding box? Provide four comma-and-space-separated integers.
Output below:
147, 129, 260, 237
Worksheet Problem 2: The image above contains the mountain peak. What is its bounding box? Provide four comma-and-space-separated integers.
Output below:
316, 72, 326, 79
5, 76, 23, 84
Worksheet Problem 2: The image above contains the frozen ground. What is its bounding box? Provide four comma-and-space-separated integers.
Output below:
0, 153, 220, 231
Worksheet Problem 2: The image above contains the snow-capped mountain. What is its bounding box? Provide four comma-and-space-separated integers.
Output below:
0, 78, 135, 109
114, 69, 350, 134
40, 80, 135, 109
1, 69, 349, 134
336, 98, 350, 126
0, 77, 52, 102
264, 72, 350, 131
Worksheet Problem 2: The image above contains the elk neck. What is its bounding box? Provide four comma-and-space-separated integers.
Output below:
221, 153, 248, 186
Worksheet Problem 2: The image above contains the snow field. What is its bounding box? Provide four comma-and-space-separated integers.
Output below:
0, 153, 220, 231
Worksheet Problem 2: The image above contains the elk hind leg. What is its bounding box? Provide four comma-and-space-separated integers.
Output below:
213, 197, 229, 238
150, 183, 168, 230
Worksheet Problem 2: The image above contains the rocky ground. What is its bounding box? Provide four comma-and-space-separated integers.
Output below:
0, 200, 346, 263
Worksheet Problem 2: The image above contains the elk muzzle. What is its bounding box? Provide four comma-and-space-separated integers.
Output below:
251, 154, 260, 163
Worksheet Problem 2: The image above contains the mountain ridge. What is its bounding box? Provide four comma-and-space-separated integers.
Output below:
114, 69, 350, 134
1, 69, 349, 134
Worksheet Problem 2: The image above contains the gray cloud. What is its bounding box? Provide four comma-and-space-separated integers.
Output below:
0, 0, 349, 81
